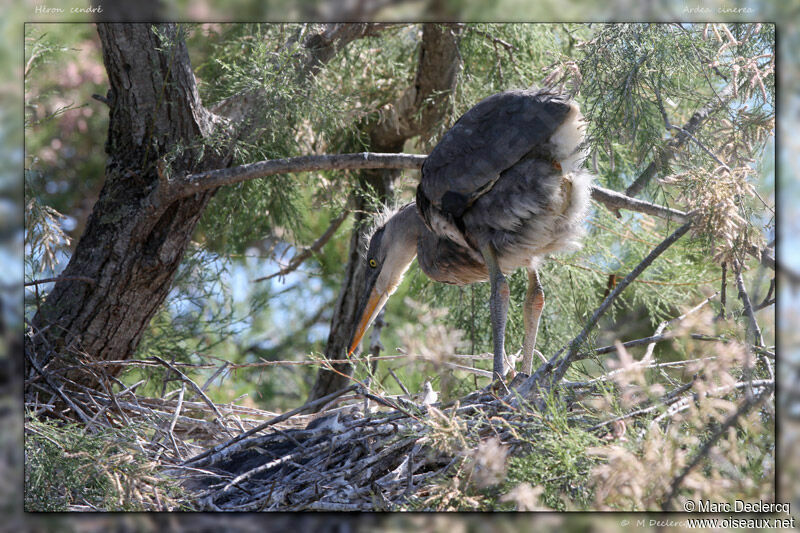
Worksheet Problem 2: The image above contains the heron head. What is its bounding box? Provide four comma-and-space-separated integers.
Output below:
347, 204, 421, 356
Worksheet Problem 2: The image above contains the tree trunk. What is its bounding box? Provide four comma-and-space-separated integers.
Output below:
25, 24, 386, 406
26, 24, 229, 391
306, 164, 398, 402
307, 23, 461, 402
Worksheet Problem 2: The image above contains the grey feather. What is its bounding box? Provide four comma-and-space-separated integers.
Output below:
418, 88, 572, 221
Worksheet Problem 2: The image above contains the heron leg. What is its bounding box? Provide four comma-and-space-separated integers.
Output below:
521, 267, 546, 375
481, 244, 510, 381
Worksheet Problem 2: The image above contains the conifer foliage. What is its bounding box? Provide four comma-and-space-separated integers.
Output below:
24, 23, 774, 511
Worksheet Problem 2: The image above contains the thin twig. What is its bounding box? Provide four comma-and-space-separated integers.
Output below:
662, 383, 773, 510
734, 264, 765, 348
754, 298, 775, 312
24, 347, 98, 433
589, 379, 772, 433
734, 263, 773, 386
756, 277, 775, 311
443, 361, 494, 378
464, 26, 516, 53
151, 356, 237, 432
387, 368, 411, 397
254, 210, 350, 282
516, 221, 694, 402
575, 331, 724, 361
168, 382, 186, 461
566, 356, 718, 390
201, 362, 228, 393
625, 80, 735, 198
24, 276, 96, 287
669, 124, 730, 171
359, 389, 420, 421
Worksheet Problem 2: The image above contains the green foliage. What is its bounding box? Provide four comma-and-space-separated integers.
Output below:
24, 25, 108, 220
25, 416, 186, 511
24, 190, 71, 278
25, 24, 774, 511
455, 25, 564, 109
400, 392, 601, 511
502, 424, 600, 510
193, 24, 359, 254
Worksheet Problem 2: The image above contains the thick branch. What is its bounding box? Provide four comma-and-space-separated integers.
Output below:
174, 152, 690, 224
174, 153, 426, 198
370, 23, 462, 147
28, 24, 230, 394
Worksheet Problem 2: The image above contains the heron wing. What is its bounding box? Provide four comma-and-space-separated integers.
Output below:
418, 89, 572, 223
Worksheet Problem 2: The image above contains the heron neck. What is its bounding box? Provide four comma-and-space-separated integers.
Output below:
390, 202, 426, 252
381, 204, 425, 290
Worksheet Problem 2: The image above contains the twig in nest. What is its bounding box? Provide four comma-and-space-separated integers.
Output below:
168, 382, 186, 461
151, 356, 241, 433
201, 362, 229, 392
183, 383, 359, 468
25, 346, 99, 433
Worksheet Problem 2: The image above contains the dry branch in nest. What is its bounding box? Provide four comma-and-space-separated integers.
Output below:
23, 241, 775, 511
24, 321, 773, 512
175, 385, 512, 511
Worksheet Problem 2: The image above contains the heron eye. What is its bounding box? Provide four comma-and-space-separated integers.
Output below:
369, 259, 377, 268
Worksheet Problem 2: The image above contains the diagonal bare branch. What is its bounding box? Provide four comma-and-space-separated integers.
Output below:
662, 382, 773, 511
254, 210, 350, 282
515, 220, 694, 403
625, 81, 735, 198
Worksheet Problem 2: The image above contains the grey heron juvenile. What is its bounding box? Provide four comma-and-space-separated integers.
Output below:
348, 88, 592, 382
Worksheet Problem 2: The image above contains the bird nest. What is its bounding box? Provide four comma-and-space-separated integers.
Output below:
24, 323, 774, 512
174, 384, 536, 511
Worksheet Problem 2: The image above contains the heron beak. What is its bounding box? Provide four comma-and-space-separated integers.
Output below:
348, 286, 389, 356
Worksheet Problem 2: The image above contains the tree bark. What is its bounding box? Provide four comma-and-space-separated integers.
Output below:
26, 24, 229, 391
25, 24, 386, 404
307, 23, 462, 403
